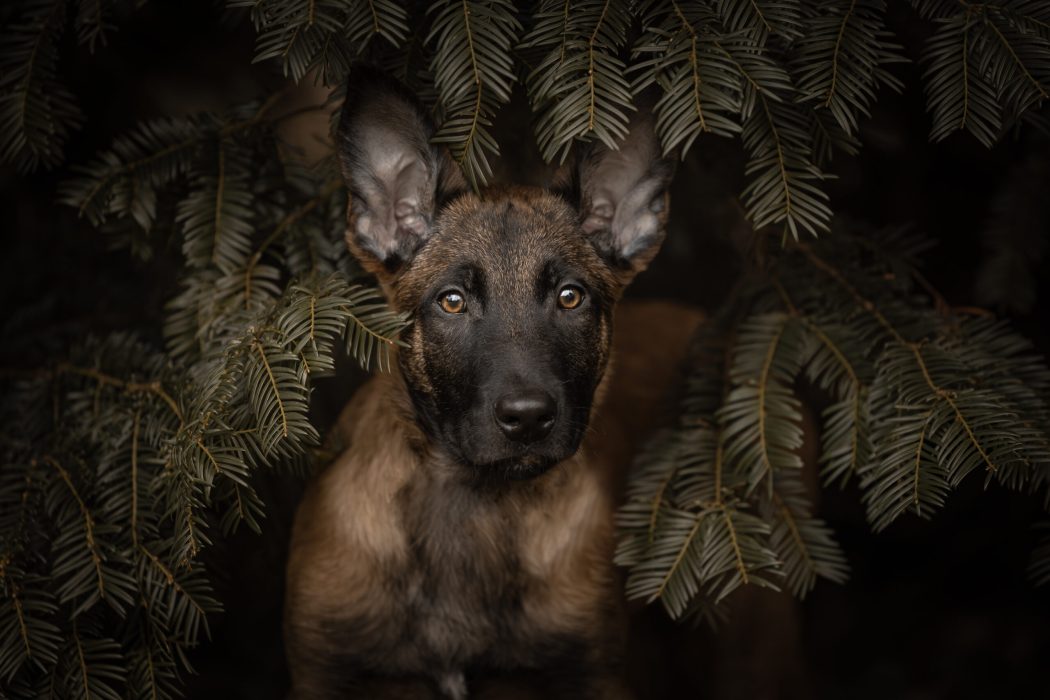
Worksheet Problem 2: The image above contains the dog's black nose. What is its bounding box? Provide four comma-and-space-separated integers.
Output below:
494, 391, 557, 443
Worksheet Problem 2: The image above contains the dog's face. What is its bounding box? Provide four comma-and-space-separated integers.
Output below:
338, 70, 674, 479
392, 191, 617, 478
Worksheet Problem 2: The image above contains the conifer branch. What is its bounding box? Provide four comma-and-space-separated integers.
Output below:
795, 243, 908, 345
43, 457, 105, 601
252, 340, 289, 440
55, 364, 183, 425
243, 180, 341, 306
910, 343, 998, 474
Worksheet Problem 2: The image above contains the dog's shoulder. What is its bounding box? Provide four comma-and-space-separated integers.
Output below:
286, 373, 417, 607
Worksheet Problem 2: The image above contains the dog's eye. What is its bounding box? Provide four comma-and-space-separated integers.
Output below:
557, 285, 584, 310
438, 291, 466, 314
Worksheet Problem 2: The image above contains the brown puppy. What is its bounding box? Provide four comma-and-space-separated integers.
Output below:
283, 69, 702, 699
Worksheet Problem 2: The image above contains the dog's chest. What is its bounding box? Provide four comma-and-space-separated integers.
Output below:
364, 471, 606, 681
390, 479, 527, 663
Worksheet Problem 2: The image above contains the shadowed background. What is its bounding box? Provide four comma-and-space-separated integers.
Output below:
3, 2, 1049, 698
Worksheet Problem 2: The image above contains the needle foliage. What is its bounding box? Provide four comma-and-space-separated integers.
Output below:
2, 0, 1050, 696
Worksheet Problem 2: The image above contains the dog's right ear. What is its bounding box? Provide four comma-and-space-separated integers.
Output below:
337, 68, 466, 278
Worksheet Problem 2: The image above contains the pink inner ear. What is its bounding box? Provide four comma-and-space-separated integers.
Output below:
582, 200, 614, 234
395, 199, 426, 237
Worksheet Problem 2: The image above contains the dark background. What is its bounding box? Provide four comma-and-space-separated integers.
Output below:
3, 2, 1049, 698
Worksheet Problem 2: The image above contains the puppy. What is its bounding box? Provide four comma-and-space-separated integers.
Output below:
283, 69, 702, 699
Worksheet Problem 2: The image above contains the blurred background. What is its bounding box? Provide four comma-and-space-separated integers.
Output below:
3, 2, 1050, 698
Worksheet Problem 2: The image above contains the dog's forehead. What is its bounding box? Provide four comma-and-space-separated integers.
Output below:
399, 188, 608, 300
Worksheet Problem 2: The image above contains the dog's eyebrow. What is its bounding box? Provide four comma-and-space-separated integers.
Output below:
535, 258, 570, 300
438, 261, 486, 295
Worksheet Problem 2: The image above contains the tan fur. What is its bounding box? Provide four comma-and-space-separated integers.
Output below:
285, 301, 703, 697
288, 74, 691, 696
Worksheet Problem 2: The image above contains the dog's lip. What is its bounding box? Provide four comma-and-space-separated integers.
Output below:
475, 454, 560, 480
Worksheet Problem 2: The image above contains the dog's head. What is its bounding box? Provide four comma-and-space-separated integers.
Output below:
337, 70, 675, 479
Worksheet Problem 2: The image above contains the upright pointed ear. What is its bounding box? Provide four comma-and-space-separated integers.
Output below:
337, 68, 466, 279
567, 115, 676, 284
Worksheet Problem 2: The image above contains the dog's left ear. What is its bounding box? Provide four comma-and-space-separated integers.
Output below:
571, 116, 675, 283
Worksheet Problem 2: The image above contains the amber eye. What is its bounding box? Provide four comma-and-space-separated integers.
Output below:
557, 285, 584, 310
438, 291, 466, 314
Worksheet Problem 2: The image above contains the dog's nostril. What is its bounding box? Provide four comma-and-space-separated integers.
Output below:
494, 391, 557, 443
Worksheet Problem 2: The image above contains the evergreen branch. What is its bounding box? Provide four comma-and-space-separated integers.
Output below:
9, 582, 32, 662
721, 313, 806, 493
985, 16, 1048, 100
238, 0, 407, 82
62, 96, 298, 228
768, 477, 850, 595
803, 317, 859, 389
252, 340, 289, 440
131, 411, 140, 547
826, 0, 856, 107
244, 180, 341, 306
652, 511, 706, 602
773, 493, 811, 574
756, 318, 787, 489
64, 622, 124, 699
178, 142, 256, 273
914, 3, 1050, 146
713, 0, 802, 41
741, 95, 832, 238
55, 364, 183, 425
722, 506, 750, 585
586, 0, 613, 132
802, 319, 867, 484
0, 0, 82, 171
632, 2, 742, 152
792, 0, 905, 135
795, 243, 908, 345
762, 96, 793, 228
72, 620, 91, 699
75, 0, 116, 52
676, 4, 707, 133
43, 456, 105, 601
523, 0, 633, 162
913, 409, 935, 511
70, 120, 206, 223
429, 0, 520, 186
910, 343, 997, 474
137, 545, 207, 621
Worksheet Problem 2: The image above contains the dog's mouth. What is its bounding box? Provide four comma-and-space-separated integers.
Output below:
449, 436, 581, 482
422, 403, 591, 481
479, 453, 559, 481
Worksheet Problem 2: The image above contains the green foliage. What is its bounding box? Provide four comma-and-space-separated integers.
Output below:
632, 2, 743, 151
3, 1, 1050, 697
794, 0, 904, 134
918, 0, 1050, 147
0, 0, 146, 172
522, 0, 635, 164
428, 0, 521, 188
234, 0, 408, 84
7, 0, 1050, 235
2, 82, 408, 694
617, 223, 1050, 620
0, 0, 81, 172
